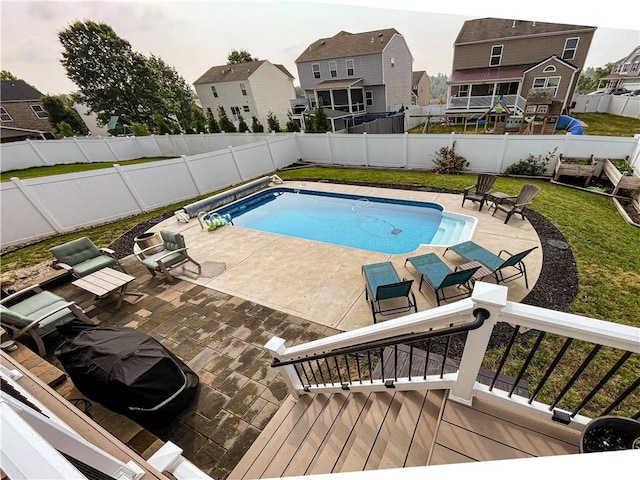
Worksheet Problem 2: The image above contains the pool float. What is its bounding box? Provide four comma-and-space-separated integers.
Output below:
198, 212, 232, 231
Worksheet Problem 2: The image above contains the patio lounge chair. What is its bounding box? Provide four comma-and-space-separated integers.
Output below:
404, 253, 482, 306
362, 261, 417, 323
135, 230, 201, 282
461, 174, 497, 211
489, 184, 541, 224
0, 284, 92, 355
444, 240, 538, 289
50, 237, 124, 278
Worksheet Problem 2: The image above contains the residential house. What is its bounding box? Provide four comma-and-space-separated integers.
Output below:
447, 18, 596, 119
597, 45, 640, 92
295, 28, 413, 131
0, 80, 56, 143
193, 60, 296, 130
412, 70, 431, 106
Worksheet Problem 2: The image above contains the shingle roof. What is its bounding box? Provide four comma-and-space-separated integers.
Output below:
193, 60, 294, 85
455, 18, 596, 45
412, 71, 427, 85
1, 80, 45, 102
296, 28, 401, 63
449, 64, 534, 82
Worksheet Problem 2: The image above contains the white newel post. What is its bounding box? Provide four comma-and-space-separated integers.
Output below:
326, 132, 334, 164
363, 132, 369, 167
448, 283, 508, 405
265, 337, 303, 400
403, 132, 409, 167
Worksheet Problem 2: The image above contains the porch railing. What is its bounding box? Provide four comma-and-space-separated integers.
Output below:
266, 283, 639, 427
447, 94, 527, 115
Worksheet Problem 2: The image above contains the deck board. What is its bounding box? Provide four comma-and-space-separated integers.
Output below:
405, 389, 445, 467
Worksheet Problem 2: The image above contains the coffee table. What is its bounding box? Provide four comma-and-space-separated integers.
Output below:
72, 267, 143, 310
487, 192, 515, 212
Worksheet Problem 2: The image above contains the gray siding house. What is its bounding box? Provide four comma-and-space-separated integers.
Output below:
447, 18, 596, 117
295, 28, 413, 131
598, 45, 640, 92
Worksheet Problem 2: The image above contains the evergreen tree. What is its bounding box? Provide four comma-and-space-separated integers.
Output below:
191, 105, 206, 133
303, 113, 315, 133
56, 121, 74, 137
41, 95, 89, 135
285, 111, 300, 132
207, 110, 220, 133
313, 104, 331, 133
251, 116, 264, 132
237, 114, 250, 132
217, 106, 236, 132
267, 111, 281, 132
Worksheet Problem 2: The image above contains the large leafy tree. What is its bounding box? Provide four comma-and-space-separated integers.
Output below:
1, 70, 18, 80
58, 21, 191, 130
227, 50, 257, 64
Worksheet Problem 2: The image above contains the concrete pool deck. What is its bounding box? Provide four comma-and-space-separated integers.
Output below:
144, 181, 542, 332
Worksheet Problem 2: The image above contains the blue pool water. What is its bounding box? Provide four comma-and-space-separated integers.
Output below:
215, 187, 476, 255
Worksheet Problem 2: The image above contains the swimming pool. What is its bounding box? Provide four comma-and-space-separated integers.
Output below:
215, 187, 476, 255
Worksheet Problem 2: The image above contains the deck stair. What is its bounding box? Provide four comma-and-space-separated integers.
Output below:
230, 389, 446, 478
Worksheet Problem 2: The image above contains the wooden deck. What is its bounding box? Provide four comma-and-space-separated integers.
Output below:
229, 388, 581, 479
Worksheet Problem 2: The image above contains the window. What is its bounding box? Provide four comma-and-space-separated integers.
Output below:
230, 106, 241, 117
240, 83, 247, 95
621, 63, 630, 73
458, 85, 469, 96
309, 94, 317, 109
211, 86, 218, 98
543, 65, 557, 73
31, 105, 48, 118
532, 76, 560, 95
490, 45, 503, 66
562, 38, 579, 60
365, 90, 373, 106
632, 62, 639, 73
329, 61, 337, 78
533, 77, 547, 88
0, 106, 12, 121
243, 106, 250, 112
312, 63, 320, 79
346, 59, 354, 76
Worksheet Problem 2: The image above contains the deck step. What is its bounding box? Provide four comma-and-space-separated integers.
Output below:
229, 389, 444, 479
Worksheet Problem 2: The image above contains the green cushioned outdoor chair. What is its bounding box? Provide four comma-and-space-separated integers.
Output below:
50, 237, 123, 278
135, 230, 201, 282
362, 261, 417, 323
1, 284, 92, 355
444, 240, 538, 289
404, 253, 481, 306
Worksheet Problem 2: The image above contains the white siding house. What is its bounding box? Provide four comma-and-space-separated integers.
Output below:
193, 60, 296, 130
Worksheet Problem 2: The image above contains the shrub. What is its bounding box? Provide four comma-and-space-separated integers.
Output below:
504, 147, 557, 176
251, 116, 264, 133
431, 141, 469, 174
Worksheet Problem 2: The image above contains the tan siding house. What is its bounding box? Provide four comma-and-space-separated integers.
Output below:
448, 18, 596, 117
412, 71, 431, 106
193, 60, 295, 130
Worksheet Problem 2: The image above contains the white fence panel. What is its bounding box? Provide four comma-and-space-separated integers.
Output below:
328, 134, 366, 166
169, 135, 190, 156
0, 182, 58, 247
108, 137, 146, 160
133, 136, 164, 157
37, 140, 87, 165
185, 151, 243, 195
296, 134, 331, 162
119, 159, 198, 210
231, 143, 275, 180
77, 138, 118, 162
266, 136, 301, 169
406, 134, 453, 170
452, 135, 506, 173
0, 142, 44, 171
17, 171, 140, 232
365, 135, 407, 167
147, 135, 178, 158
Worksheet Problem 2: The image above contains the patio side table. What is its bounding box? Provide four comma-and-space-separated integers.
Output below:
72, 267, 143, 310
487, 192, 515, 212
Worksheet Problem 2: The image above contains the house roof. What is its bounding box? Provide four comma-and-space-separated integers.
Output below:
455, 18, 596, 45
193, 60, 294, 85
412, 71, 427, 85
1, 80, 45, 102
450, 64, 535, 83
296, 28, 401, 63
313, 78, 363, 89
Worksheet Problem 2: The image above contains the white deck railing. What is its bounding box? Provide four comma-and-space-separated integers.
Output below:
266, 283, 640, 430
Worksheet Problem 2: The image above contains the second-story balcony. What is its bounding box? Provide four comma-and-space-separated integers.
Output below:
447, 93, 527, 115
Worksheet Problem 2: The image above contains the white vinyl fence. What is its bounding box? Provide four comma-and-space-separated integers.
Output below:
572, 94, 640, 119
1, 132, 639, 250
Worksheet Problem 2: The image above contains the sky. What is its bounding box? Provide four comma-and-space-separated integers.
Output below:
1, 0, 638, 96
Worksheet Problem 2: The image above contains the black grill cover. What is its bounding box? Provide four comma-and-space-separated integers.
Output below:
55, 326, 199, 421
